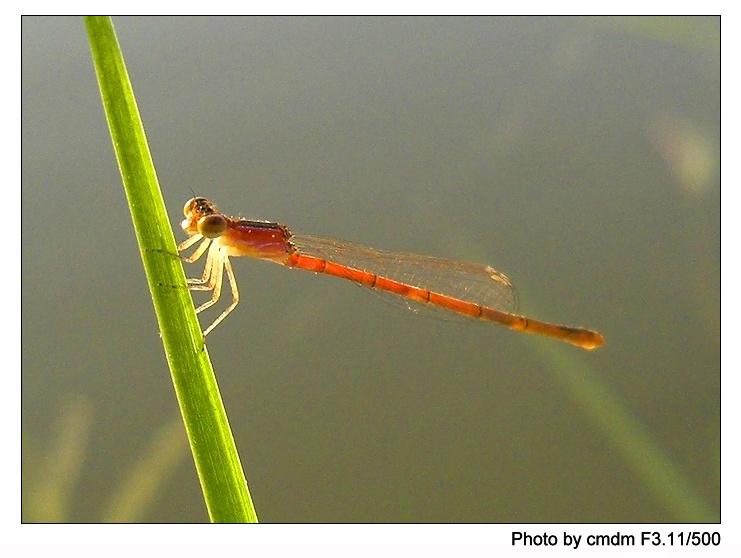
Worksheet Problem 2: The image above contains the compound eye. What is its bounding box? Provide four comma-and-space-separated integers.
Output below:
197, 214, 228, 238
183, 197, 215, 217
183, 198, 198, 217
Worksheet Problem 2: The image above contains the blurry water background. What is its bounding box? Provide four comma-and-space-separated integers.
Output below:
22, 16, 719, 522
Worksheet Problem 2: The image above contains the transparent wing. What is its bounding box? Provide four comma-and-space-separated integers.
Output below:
290, 234, 518, 313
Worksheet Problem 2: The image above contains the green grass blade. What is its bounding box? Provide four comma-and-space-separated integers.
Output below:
84, 16, 257, 522
447, 225, 717, 522
532, 327, 718, 522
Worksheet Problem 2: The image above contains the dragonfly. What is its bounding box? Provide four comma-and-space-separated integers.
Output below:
176, 197, 604, 350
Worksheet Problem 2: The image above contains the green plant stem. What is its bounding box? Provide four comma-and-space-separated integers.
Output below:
84, 16, 257, 522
